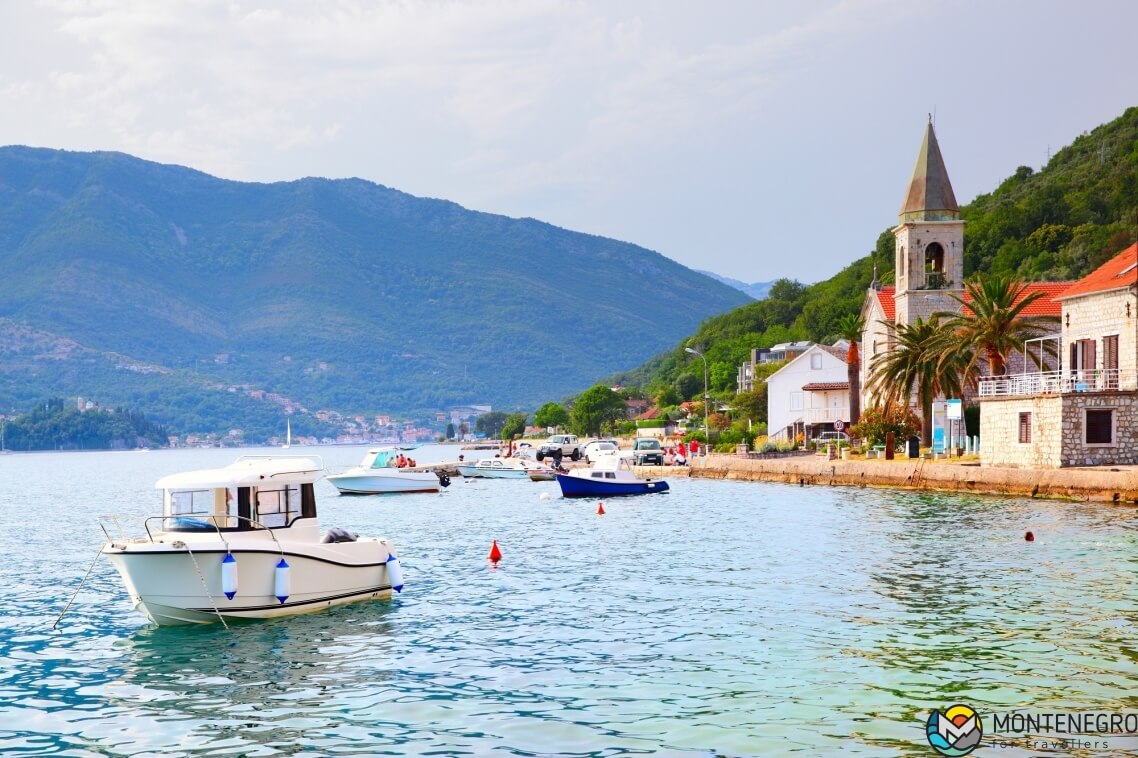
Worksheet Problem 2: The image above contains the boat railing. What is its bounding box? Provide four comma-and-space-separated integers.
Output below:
101, 513, 286, 556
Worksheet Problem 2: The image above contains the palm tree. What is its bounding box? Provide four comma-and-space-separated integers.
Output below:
867, 316, 963, 447
837, 313, 864, 425
938, 273, 1060, 381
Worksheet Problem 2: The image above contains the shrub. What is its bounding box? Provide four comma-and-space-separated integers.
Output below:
850, 403, 921, 446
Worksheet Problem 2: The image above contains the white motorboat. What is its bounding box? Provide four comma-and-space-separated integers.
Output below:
100, 455, 405, 626
456, 456, 555, 480
326, 448, 449, 494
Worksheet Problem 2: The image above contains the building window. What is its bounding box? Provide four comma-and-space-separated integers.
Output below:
790, 392, 803, 411
810, 353, 823, 370
1085, 409, 1114, 445
1104, 334, 1119, 389
1018, 412, 1031, 443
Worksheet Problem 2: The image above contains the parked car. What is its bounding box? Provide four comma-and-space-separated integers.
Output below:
630, 437, 665, 466
537, 434, 581, 461
582, 440, 619, 463
813, 431, 850, 445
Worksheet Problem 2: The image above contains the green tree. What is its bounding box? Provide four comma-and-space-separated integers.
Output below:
938, 273, 1061, 380
837, 313, 865, 424
569, 385, 626, 436
675, 372, 701, 401
732, 387, 767, 424
533, 402, 569, 431
445, 422, 455, 440
500, 412, 527, 441
475, 411, 508, 438
867, 316, 963, 447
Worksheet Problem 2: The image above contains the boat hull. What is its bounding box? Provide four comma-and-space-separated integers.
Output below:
456, 465, 529, 479
555, 474, 670, 498
103, 539, 399, 626
326, 470, 440, 494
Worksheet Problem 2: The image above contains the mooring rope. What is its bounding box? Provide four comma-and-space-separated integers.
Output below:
52, 545, 105, 631
175, 541, 229, 630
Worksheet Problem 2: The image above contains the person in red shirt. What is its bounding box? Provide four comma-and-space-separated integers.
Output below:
689, 438, 700, 457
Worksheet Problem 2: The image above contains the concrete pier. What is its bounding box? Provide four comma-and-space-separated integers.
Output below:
635, 453, 1138, 504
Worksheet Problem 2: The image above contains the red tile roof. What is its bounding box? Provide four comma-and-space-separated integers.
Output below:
801, 382, 849, 391
1056, 243, 1138, 300
636, 406, 661, 420
872, 282, 1065, 320
963, 281, 1068, 317
875, 287, 896, 320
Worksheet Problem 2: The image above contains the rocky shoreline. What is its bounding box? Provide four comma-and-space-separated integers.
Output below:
659, 453, 1138, 504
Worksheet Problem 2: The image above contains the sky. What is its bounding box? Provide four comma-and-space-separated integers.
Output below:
2, 1, 1136, 285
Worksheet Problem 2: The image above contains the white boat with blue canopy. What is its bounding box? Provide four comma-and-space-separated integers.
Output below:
326, 447, 449, 494
100, 455, 405, 626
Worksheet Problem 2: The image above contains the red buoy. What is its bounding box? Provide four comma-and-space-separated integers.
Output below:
1025, 531, 1035, 542
488, 540, 502, 563
597, 502, 605, 515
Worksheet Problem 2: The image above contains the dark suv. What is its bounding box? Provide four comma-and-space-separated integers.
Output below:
631, 437, 664, 465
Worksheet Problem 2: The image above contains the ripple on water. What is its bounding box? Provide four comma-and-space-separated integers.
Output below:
2, 450, 1138, 755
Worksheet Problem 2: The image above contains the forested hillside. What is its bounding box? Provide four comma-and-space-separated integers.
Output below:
0, 147, 751, 439
619, 106, 1138, 400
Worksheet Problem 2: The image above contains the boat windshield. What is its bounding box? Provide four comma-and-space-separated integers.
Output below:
369, 450, 396, 469
165, 487, 236, 531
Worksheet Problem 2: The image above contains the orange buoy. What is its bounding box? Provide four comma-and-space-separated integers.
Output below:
1025, 531, 1035, 542
597, 502, 605, 515
488, 540, 502, 563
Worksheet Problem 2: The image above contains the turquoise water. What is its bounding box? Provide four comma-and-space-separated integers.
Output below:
3, 446, 1138, 755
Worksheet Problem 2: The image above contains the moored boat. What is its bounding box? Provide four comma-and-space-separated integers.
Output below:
326, 447, 449, 494
457, 456, 555, 480
555, 454, 669, 498
101, 455, 404, 626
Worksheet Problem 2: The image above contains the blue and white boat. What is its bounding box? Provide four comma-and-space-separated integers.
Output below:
555, 455, 669, 498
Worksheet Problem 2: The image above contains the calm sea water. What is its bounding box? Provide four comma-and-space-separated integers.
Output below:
3, 445, 1138, 756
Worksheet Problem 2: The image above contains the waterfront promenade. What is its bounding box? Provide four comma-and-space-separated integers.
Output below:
668, 452, 1138, 504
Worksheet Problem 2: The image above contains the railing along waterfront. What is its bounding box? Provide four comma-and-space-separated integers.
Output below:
978, 369, 1133, 397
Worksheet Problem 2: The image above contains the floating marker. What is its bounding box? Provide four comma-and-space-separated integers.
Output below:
274, 557, 290, 604
488, 540, 502, 563
597, 502, 605, 515
539, 492, 551, 501
221, 552, 238, 600
386, 553, 404, 593
1025, 531, 1035, 542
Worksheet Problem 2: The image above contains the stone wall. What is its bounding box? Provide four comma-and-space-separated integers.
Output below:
1059, 391, 1138, 466
980, 395, 1064, 468
1064, 288, 1137, 385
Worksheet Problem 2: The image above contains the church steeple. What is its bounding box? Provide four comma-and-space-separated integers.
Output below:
899, 116, 959, 223
892, 118, 965, 327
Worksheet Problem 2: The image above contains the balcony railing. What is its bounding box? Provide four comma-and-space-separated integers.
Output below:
801, 407, 851, 423
978, 369, 1131, 398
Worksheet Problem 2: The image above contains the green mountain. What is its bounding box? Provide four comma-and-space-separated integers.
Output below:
619, 106, 1138, 400
0, 146, 751, 439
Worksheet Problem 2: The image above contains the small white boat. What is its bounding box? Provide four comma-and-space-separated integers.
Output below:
326, 448, 449, 494
457, 456, 555, 480
101, 455, 404, 626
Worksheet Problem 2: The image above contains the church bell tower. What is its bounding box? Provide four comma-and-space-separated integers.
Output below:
893, 118, 965, 326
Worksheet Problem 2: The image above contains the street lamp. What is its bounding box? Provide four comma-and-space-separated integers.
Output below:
685, 346, 709, 454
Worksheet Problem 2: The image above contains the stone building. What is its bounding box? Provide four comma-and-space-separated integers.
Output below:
980, 244, 1138, 467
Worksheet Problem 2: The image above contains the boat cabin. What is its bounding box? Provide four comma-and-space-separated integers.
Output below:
158, 455, 321, 532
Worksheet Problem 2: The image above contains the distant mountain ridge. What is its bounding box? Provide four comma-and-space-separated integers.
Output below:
696, 271, 772, 300
0, 146, 751, 438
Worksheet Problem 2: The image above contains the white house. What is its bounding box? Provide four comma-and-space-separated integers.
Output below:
766, 344, 850, 441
